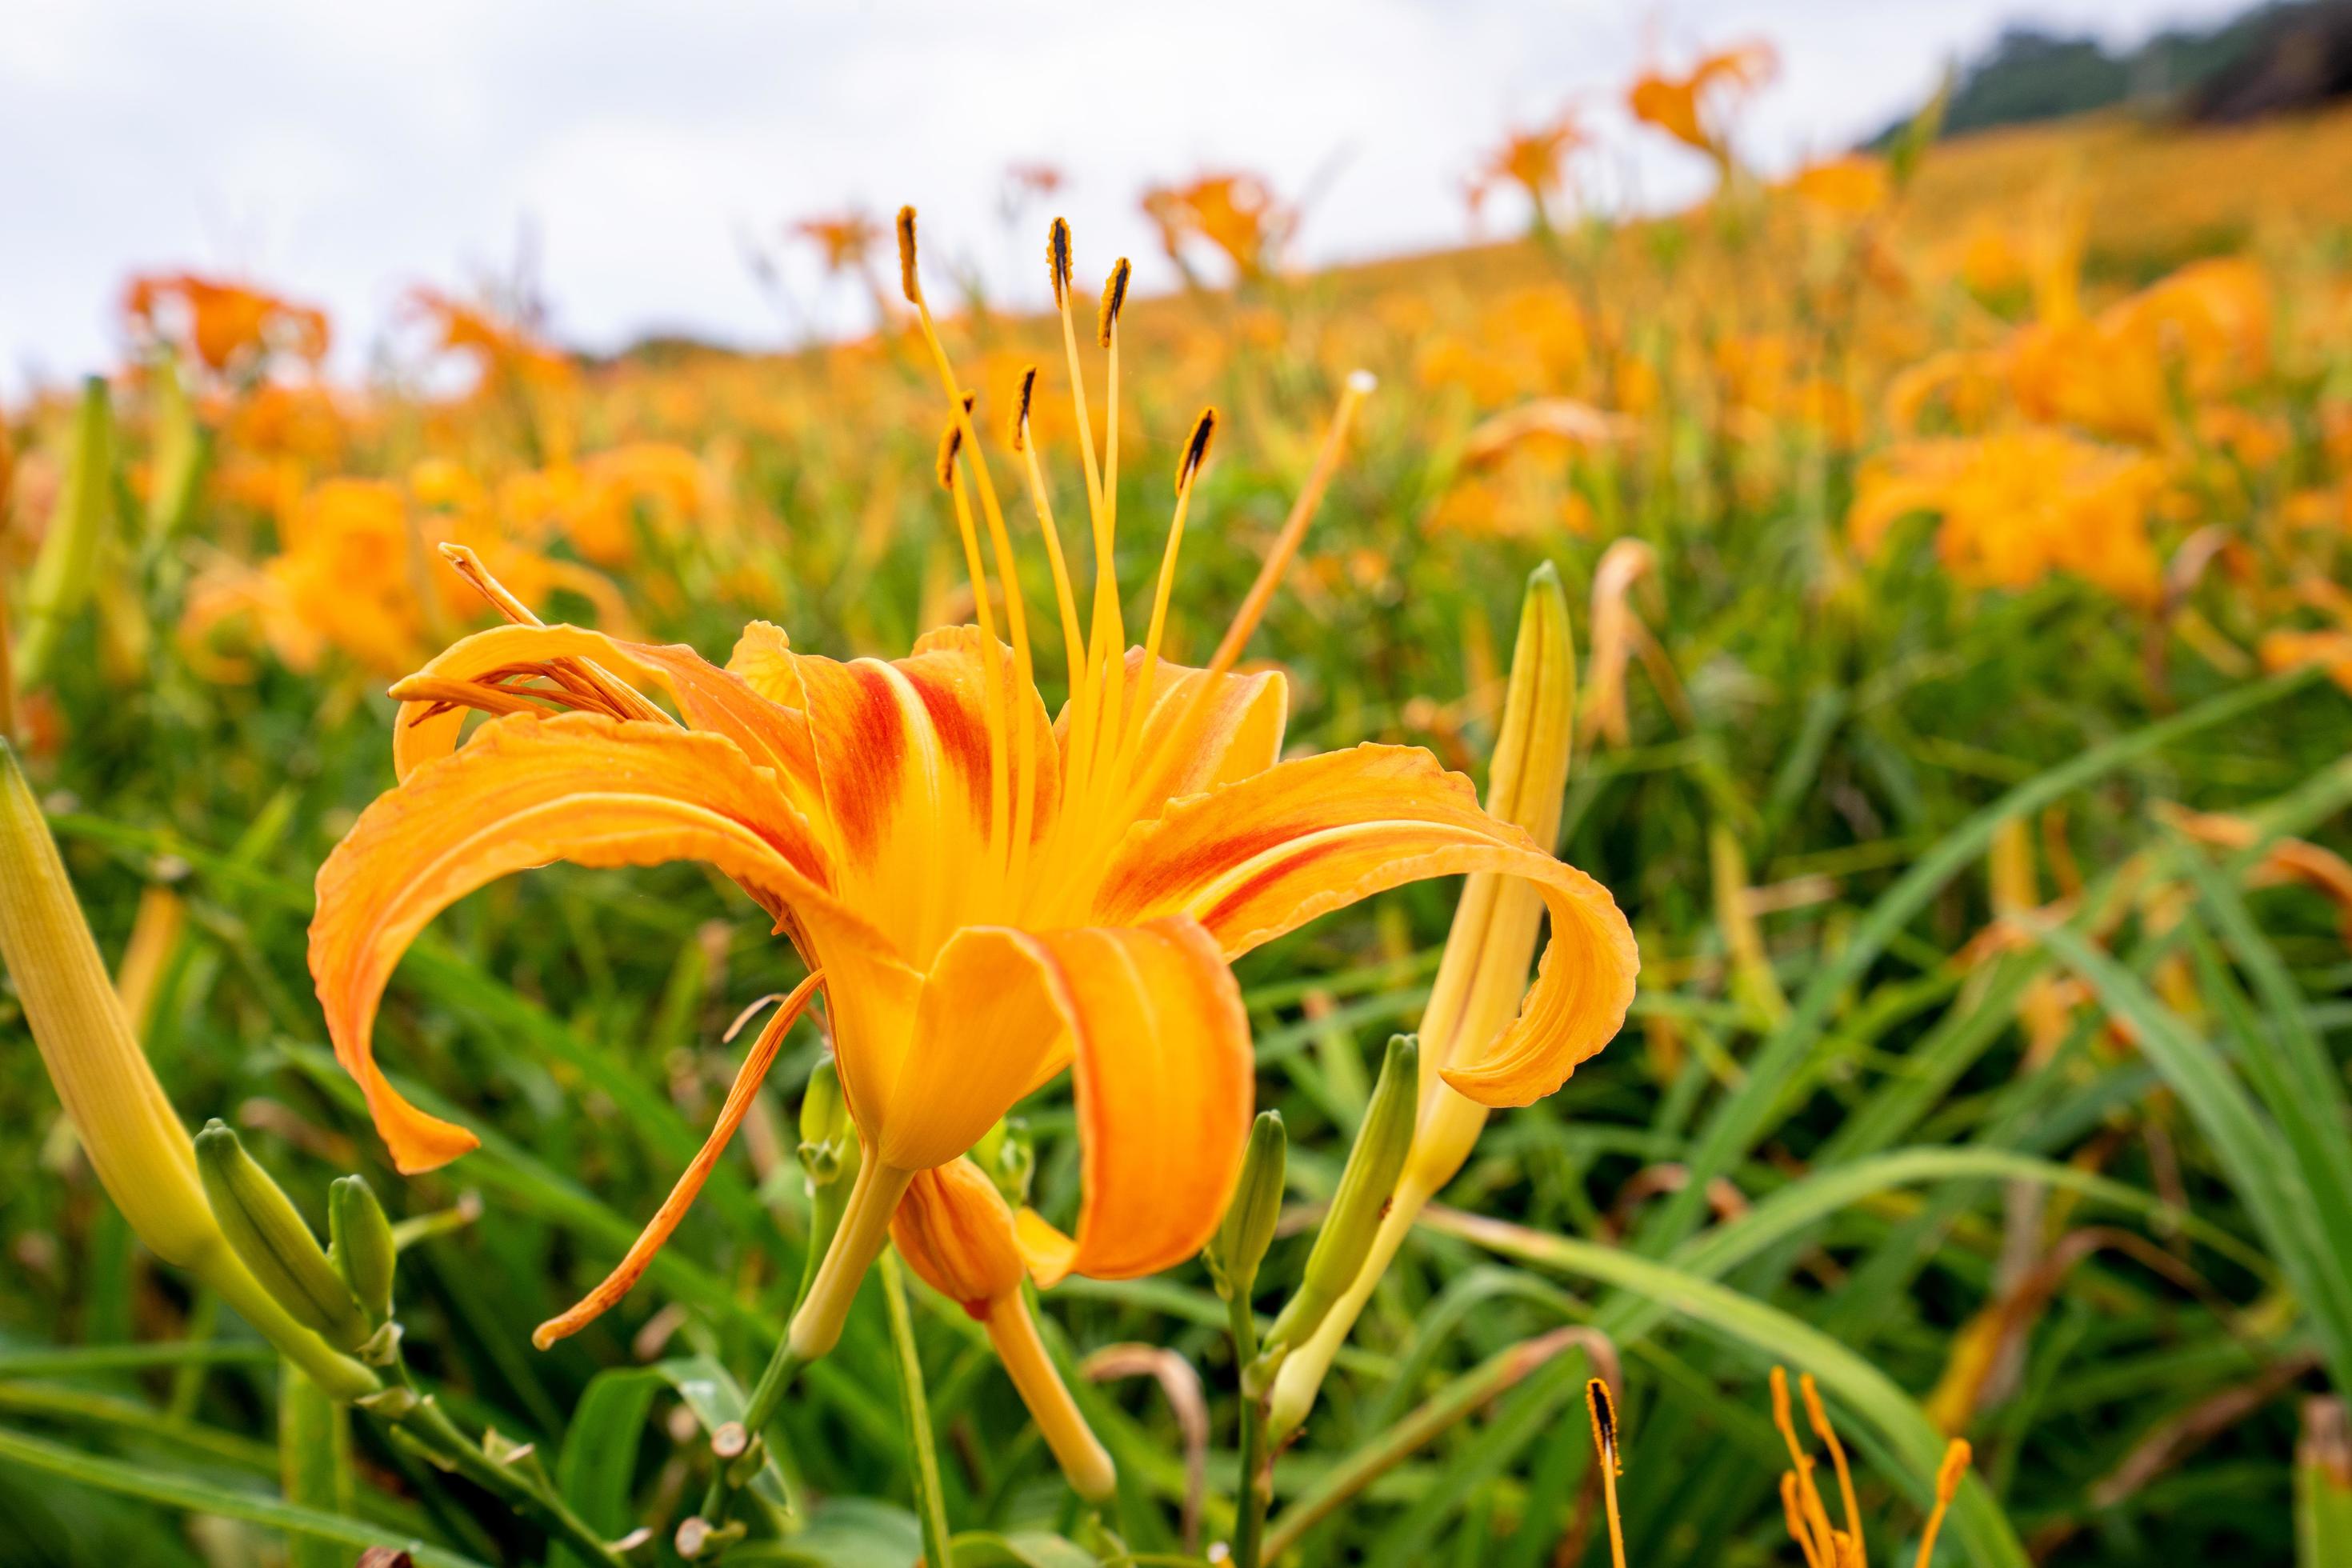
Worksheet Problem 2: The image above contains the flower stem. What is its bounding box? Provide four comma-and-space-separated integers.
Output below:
786, 1157, 913, 1362
1228, 1293, 1274, 1568
882, 1250, 954, 1567
392, 1394, 626, 1567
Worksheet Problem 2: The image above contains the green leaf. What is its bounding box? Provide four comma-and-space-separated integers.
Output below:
548, 1368, 662, 1568
1638, 666, 2318, 1255
654, 1355, 794, 1516
948, 1530, 1102, 1566
279, 1363, 354, 1568
724, 1498, 922, 1566
0, 1422, 491, 1568
2040, 921, 2352, 1391
1402, 1224, 2029, 1567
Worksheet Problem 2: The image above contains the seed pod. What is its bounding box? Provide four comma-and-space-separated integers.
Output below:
1204, 1110, 1286, 1301
195, 1121, 368, 1350
1266, 1035, 1418, 1351
329, 1174, 398, 1326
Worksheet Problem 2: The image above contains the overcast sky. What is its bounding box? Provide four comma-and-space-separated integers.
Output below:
1, 0, 2250, 393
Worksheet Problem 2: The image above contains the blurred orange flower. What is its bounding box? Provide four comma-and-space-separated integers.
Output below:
1627, 42, 1777, 168
123, 274, 330, 377
1849, 429, 2166, 603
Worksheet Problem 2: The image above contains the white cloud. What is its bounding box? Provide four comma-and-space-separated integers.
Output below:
0, 0, 2262, 393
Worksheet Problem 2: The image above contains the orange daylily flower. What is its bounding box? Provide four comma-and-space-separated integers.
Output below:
1466, 112, 1587, 230
123, 273, 330, 377
1783, 154, 1890, 217
1141, 173, 1294, 282
1848, 428, 2166, 604
1627, 42, 1777, 169
306, 211, 1638, 1375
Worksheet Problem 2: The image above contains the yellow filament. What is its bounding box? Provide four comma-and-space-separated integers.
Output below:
1050, 230, 1116, 821
1772, 1368, 1839, 1565
1914, 1439, 1971, 1568
1584, 1378, 1628, 1568
902, 209, 1037, 896
1781, 1474, 1826, 1568
1109, 370, 1372, 832
946, 466, 1015, 898
1800, 1373, 1863, 1560
1086, 278, 1130, 810
1017, 411, 1088, 691
963, 451, 1044, 894
1112, 431, 1207, 779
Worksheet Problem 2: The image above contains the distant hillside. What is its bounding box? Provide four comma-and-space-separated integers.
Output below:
1873, 1, 2352, 143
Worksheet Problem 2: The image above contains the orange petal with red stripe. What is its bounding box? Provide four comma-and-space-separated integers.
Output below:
1094, 745, 1637, 1107
390, 623, 822, 817
310, 711, 876, 1173
768, 629, 1058, 958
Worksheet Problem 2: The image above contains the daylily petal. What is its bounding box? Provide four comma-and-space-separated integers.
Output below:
890, 1158, 1029, 1319
1094, 744, 1637, 1107
390, 623, 823, 823
1064, 649, 1288, 827
310, 710, 875, 1173
769, 627, 1058, 962
890, 918, 1253, 1285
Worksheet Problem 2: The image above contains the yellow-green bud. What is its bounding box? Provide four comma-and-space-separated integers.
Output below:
196, 1121, 369, 1351
1205, 1110, 1286, 1301
797, 1057, 851, 1188
971, 1116, 1035, 1208
1266, 1036, 1418, 1353
18, 378, 114, 690
329, 1174, 398, 1327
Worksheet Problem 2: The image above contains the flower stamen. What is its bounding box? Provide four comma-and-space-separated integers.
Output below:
1010, 362, 1089, 693
1800, 1371, 1864, 1562
1585, 1376, 1628, 1568
1915, 1439, 1973, 1568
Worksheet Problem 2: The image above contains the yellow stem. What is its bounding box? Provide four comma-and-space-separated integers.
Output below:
985, 1293, 1115, 1501
786, 1157, 916, 1362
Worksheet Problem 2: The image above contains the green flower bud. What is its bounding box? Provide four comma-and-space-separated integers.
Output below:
195, 1121, 368, 1351
1204, 1110, 1286, 1301
797, 1057, 851, 1188
328, 1174, 398, 1327
1266, 1036, 1418, 1353
972, 1115, 1036, 1208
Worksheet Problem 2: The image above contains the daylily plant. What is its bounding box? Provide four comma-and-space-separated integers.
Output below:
306, 210, 1638, 1458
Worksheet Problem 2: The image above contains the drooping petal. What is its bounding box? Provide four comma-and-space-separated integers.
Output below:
1094, 745, 1637, 1107
766, 627, 1058, 962
389, 623, 824, 822
533, 969, 827, 1348
1066, 649, 1288, 826
887, 918, 1253, 1286
890, 1158, 1029, 1319
310, 711, 885, 1173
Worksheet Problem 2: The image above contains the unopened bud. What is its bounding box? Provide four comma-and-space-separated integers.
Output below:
329, 1174, 398, 1326
1204, 1110, 1285, 1301
797, 1057, 851, 1188
1266, 1036, 1417, 1353
971, 1116, 1035, 1208
195, 1121, 368, 1351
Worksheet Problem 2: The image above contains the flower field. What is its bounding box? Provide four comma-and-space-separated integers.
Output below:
6, 64, 2352, 1568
